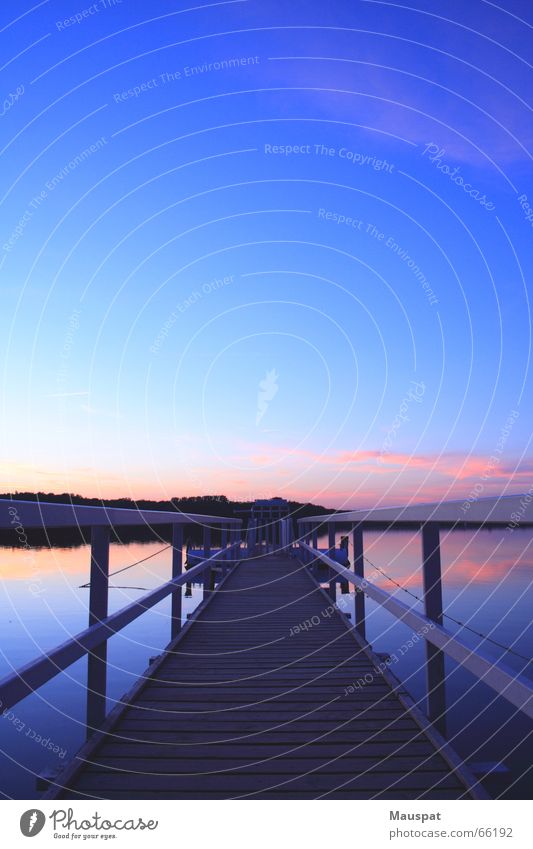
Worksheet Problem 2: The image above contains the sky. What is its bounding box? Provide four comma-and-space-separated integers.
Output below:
0, 0, 532, 508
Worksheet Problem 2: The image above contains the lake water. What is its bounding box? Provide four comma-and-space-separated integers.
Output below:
0, 528, 531, 799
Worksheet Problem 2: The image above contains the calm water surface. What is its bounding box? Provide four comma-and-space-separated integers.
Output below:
0, 529, 531, 799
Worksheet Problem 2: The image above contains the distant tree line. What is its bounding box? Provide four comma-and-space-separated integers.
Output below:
0, 491, 334, 549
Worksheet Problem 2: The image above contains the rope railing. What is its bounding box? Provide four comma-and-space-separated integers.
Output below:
361, 554, 533, 666
79, 543, 173, 588
0, 541, 242, 715
297, 541, 533, 720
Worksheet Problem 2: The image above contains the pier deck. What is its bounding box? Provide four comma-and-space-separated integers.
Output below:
48, 554, 480, 800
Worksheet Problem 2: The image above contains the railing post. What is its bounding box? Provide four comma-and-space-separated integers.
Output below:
202, 565, 212, 601
353, 524, 366, 639
247, 518, 256, 555
298, 522, 309, 563
305, 523, 311, 558
327, 523, 336, 596
221, 524, 228, 560
339, 535, 350, 594
203, 524, 211, 559
327, 523, 336, 557
308, 525, 317, 572
87, 525, 110, 736
422, 522, 446, 736
202, 524, 212, 600
171, 523, 183, 639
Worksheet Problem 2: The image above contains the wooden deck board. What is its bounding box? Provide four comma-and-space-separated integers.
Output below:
52, 554, 479, 799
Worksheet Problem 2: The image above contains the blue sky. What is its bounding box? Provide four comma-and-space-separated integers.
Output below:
1, 0, 532, 507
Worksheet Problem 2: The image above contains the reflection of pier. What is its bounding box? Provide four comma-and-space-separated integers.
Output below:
0, 495, 531, 799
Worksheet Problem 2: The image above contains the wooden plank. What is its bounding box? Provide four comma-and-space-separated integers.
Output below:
71, 771, 464, 793
85, 755, 453, 775
96, 741, 437, 759
104, 726, 424, 743
59, 788, 470, 800
122, 707, 409, 721
136, 686, 396, 699
115, 722, 421, 738
136, 682, 396, 694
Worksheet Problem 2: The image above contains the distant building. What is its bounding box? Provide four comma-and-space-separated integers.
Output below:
250, 498, 289, 522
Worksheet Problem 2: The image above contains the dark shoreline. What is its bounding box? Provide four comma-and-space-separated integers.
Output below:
0, 491, 335, 549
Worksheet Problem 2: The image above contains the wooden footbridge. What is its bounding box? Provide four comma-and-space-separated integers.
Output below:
1, 495, 532, 800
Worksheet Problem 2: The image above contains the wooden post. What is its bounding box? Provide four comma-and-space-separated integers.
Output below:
301, 523, 306, 562
308, 523, 315, 562
353, 525, 366, 639
87, 525, 110, 735
339, 535, 349, 594
328, 523, 336, 556
203, 566, 212, 601
203, 524, 211, 559
422, 522, 446, 736
231, 527, 240, 559
171, 524, 183, 639
247, 519, 256, 555
327, 523, 336, 590
325, 523, 335, 600
310, 526, 318, 573
202, 524, 212, 600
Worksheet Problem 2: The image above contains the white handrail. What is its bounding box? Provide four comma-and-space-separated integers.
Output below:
299, 542, 533, 720
0, 542, 241, 712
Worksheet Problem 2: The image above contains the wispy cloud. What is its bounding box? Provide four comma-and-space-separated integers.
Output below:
264, 44, 532, 166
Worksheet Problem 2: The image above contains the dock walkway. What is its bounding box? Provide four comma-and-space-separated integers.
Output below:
49, 554, 478, 799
